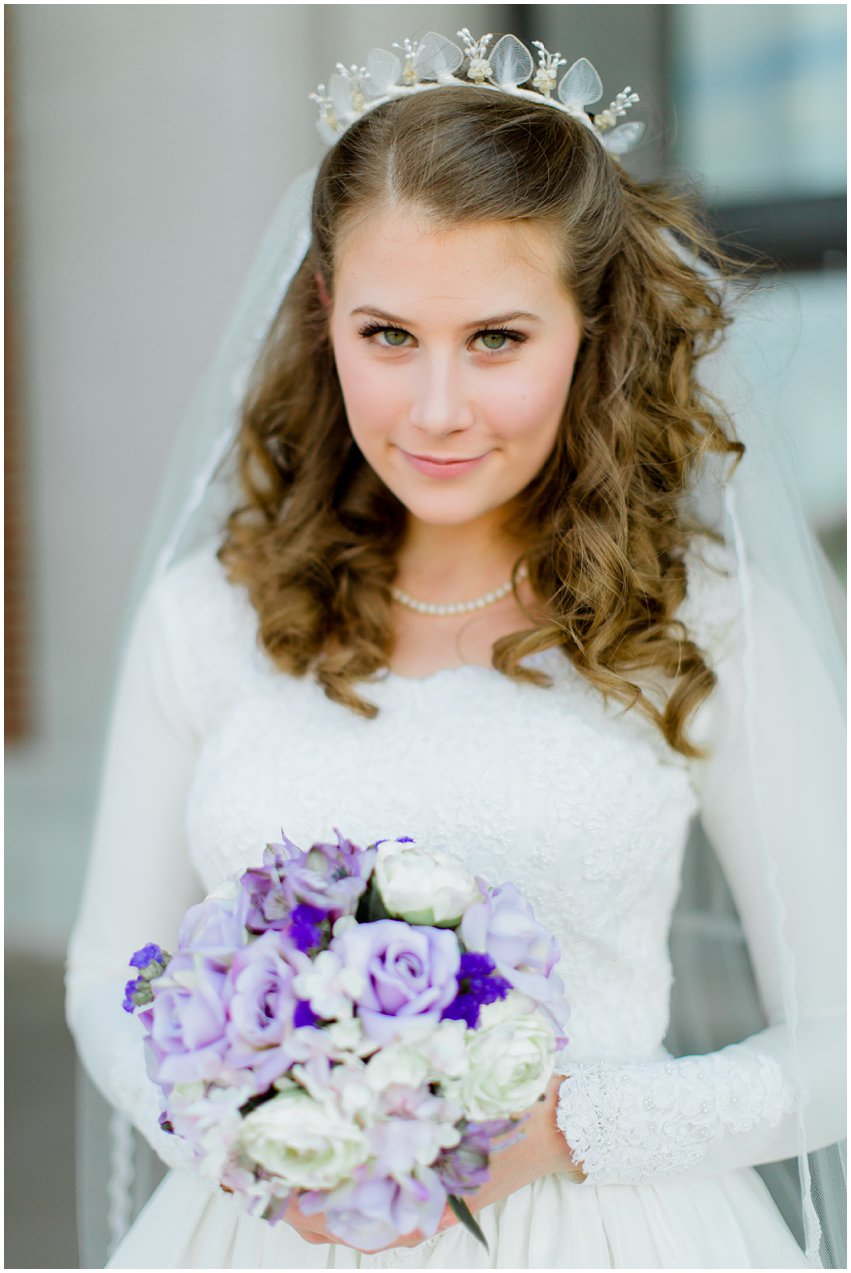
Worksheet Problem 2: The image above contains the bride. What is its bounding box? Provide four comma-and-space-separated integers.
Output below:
66, 29, 845, 1270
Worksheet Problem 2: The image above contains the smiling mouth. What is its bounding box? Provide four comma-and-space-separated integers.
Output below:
403, 449, 488, 464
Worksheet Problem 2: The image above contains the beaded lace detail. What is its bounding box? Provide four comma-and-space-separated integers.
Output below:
555, 1050, 798, 1185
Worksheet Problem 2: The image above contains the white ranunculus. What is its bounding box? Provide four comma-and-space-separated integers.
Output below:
239, 1089, 370, 1190
375, 840, 480, 926
455, 992, 556, 1119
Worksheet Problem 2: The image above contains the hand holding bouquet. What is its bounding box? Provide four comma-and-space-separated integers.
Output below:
124, 830, 570, 1252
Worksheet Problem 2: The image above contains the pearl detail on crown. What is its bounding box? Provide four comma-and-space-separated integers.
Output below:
310, 29, 643, 157
391, 563, 530, 615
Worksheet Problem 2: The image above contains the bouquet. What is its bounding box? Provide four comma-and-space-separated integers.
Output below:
124, 829, 570, 1252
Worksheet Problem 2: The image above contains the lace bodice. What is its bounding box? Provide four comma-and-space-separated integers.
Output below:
66, 536, 842, 1193
177, 558, 698, 1067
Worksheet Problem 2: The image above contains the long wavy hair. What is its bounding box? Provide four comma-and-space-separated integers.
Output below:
219, 87, 758, 757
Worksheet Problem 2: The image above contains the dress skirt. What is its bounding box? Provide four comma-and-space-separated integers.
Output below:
107, 1164, 809, 1269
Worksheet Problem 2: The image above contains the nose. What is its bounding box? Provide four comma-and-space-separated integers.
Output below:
407, 349, 475, 439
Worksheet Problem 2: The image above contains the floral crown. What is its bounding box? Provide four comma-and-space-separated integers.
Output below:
310, 28, 644, 156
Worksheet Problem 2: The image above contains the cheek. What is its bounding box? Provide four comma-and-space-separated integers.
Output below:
333, 345, 401, 439
486, 358, 574, 442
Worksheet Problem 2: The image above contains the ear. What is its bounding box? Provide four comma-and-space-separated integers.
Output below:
315, 271, 331, 309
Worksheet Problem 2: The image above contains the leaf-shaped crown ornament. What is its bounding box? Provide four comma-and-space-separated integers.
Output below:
309, 30, 644, 157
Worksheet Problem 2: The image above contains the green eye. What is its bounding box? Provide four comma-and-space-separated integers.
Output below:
480, 331, 507, 350
382, 329, 409, 347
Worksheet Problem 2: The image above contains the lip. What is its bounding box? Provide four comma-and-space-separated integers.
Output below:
399, 448, 491, 478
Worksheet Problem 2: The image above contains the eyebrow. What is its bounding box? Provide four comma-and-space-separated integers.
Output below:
350, 305, 543, 328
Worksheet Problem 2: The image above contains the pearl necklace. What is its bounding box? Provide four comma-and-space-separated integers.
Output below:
391, 564, 529, 616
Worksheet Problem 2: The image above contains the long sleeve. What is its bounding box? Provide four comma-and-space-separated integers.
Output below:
555, 560, 845, 1185
65, 575, 205, 1169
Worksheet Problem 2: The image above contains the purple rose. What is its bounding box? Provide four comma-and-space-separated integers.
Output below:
143, 950, 232, 1086
459, 884, 570, 1044
179, 893, 248, 953
300, 1165, 446, 1251
330, 920, 460, 1044
225, 931, 308, 1087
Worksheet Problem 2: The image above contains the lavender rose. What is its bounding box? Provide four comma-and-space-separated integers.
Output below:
179, 889, 248, 954
142, 950, 232, 1087
460, 883, 570, 1041
300, 1164, 446, 1252
461, 882, 558, 982
330, 920, 461, 1044
225, 931, 311, 1087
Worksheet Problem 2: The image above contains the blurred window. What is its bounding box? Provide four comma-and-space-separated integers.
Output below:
670, 4, 845, 206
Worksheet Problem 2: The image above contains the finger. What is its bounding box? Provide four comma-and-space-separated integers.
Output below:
437, 1201, 460, 1232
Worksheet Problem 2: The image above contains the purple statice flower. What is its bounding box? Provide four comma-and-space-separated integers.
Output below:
123, 975, 152, 1014
330, 920, 460, 1044
440, 950, 512, 1029
129, 943, 169, 974
293, 999, 320, 1028
123, 943, 171, 1013
288, 903, 328, 953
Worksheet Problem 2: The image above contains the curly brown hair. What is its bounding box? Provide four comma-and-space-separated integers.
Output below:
218, 86, 759, 758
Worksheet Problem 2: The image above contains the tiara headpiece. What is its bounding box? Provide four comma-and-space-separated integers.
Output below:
310, 30, 644, 156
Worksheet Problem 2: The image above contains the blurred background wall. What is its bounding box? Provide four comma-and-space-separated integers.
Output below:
5, 5, 845, 1268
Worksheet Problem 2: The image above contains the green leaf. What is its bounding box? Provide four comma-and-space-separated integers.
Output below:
366, 885, 392, 923
447, 1195, 489, 1252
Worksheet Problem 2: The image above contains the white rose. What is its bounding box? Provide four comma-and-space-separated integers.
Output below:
239, 1089, 370, 1189
455, 992, 556, 1119
375, 840, 480, 926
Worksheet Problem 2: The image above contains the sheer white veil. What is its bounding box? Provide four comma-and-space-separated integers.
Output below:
73, 156, 845, 1267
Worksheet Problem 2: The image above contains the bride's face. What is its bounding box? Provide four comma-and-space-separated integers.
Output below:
328, 202, 583, 535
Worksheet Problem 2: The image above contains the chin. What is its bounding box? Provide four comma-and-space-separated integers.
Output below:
400, 492, 502, 526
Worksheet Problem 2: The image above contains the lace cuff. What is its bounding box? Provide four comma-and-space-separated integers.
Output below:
555, 1048, 798, 1185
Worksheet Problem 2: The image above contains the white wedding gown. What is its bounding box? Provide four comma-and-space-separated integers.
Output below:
66, 534, 844, 1269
